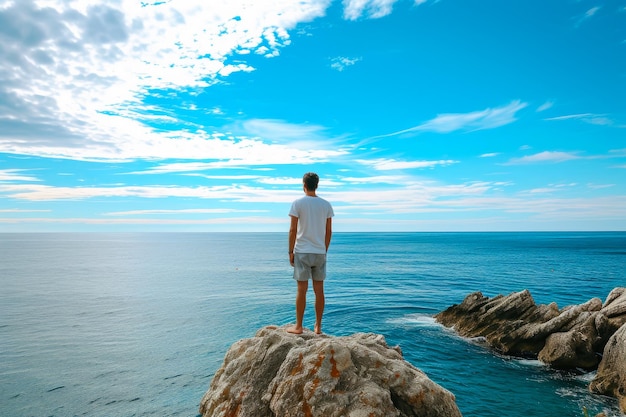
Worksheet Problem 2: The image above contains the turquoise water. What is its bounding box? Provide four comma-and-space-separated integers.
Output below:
0, 232, 624, 416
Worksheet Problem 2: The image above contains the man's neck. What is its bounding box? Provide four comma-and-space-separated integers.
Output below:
305, 190, 317, 197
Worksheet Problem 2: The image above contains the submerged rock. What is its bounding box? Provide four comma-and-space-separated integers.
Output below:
199, 325, 462, 417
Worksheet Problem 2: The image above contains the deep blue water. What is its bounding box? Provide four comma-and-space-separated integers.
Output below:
0, 232, 624, 417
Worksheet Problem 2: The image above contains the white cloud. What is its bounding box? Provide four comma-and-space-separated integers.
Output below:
0, 183, 297, 203
580, 7, 601, 23
527, 187, 557, 194
0, 209, 50, 213
104, 208, 264, 216
0, 169, 41, 182
573, 6, 601, 27
2, 179, 625, 231
525, 183, 577, 194
506, 151, 581, 165
343, 0, 398, 20
587, 183, 615, 189
235, 119, 337, 146
186, 174, 263, 181
416, 101, 527, 133
356, 158, 458, 170
506, 149, 626, 166
257, 177, 303, 185
371, 101, 527, 139
586, 7, 601, 17
479, 153, 500, 158
340, 175, 409, 184
545, 113, 615, 126
330, 56, 362, 71
0, 0, 332, 161
536, 101, 554, 112
0, 216, 287, 227
545, 113, 594, 121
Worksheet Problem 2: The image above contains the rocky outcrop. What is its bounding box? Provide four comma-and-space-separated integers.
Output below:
590, 323, 626, 413
435, 288, 626, 370
435, 288, 626, 410
199, 325, 462, 417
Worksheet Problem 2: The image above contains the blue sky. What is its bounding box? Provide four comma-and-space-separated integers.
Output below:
0, 0, 625, 232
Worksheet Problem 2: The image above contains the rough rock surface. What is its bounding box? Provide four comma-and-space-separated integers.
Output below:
435, 288, 626, 409
589, 323, 626, 413
434, 288, 626, 370
199, 325, 462, 417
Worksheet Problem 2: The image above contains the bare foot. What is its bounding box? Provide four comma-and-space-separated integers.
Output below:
286, 326, 303, 334
314, 324, 322, 335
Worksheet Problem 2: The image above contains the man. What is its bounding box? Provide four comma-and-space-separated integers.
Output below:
287, 172, 334, 335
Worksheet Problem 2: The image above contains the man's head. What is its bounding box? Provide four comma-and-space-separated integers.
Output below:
303, 172, 319, 191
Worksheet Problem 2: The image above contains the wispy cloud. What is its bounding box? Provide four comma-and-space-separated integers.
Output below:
0, 169, 41, 182
506, 148, 626, 166
105, 208, 265, 216
343, 0, 433, 19
545, 113, 616, 126
340, 175, 409, 184
343, 0, 398, 20
587, 183, 615, 189
0, 209, 50, 213
525, 183, 578, 194
536, 101, 554, 112
0, 216, 287, 227
370, 101, 527, 139
505, 151, 581, 165
330, 56, 362, 71
575, 6, 601, 27
356, 158, 459, 170
2, 178, 625, 231
0, 183, 296, 203
233, 119, 342, 148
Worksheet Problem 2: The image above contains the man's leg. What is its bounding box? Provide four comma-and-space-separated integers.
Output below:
312, 280, 325, 334
287, 280, 309, 334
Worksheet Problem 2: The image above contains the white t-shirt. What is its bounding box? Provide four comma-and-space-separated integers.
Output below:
289, 195, 334, 254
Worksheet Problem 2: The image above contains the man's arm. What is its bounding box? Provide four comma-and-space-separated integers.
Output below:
289, 215, 298, 266
325, 217, 332, 252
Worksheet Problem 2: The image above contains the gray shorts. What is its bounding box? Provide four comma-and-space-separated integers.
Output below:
293, 253, 327, 282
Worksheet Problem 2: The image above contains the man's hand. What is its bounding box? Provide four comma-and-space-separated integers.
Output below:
289, 252, 295, 267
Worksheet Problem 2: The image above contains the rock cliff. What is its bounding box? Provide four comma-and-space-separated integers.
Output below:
435, 288, 626, 412
199, 325, 462, 417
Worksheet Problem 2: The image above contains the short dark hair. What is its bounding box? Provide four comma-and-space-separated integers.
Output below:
303, 172, 319, 191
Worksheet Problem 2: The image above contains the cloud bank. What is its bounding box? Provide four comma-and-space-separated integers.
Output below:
0, 0, 333, 162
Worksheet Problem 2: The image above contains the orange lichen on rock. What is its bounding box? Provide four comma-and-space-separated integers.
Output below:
329, 349, 341, 378
310, 352, 325, 376
291, 353, 304, 376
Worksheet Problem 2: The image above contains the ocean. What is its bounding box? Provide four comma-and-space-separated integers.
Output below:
1, 232, 624, 417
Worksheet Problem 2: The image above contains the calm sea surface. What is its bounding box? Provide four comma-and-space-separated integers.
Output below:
1, 232, 624, 417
